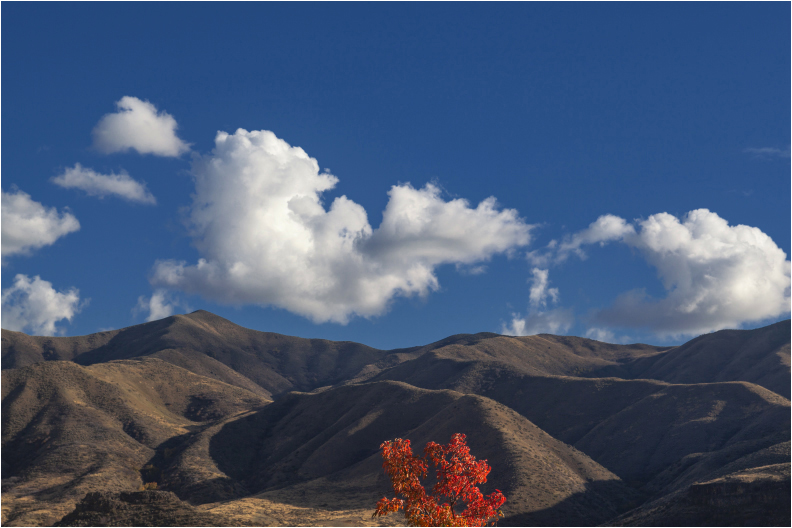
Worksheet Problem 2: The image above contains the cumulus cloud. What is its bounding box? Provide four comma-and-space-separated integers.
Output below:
564, 210, 790, 337
502, 267, 573, 336
1, 274, 83, 335
51, 163, 156, 204
1, 188, 80, 259
92, 96, 190, 157
135, 290, 182, 321
151, 128, 532, 323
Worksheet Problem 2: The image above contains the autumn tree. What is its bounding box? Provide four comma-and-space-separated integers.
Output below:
373, 433, 506, 527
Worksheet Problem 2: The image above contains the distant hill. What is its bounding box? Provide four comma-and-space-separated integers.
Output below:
5, 311, 787, 397
593, 320, 791, 398
1, 312, 789, 526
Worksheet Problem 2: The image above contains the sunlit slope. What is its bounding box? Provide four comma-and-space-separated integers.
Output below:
2, 311, 390, 397
1, 359, 270, 527
4, 312, 787, 398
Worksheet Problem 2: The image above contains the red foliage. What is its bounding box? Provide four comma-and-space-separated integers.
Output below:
373, 433, 506, 527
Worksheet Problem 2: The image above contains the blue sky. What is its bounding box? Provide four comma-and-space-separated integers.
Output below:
2, 2, 789, 349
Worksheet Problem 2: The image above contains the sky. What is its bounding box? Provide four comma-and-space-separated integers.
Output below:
1, 2, 790, 349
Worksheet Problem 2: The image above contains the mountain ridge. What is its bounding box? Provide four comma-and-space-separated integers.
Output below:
6, 310, 787, 397
1, 311, 789, 526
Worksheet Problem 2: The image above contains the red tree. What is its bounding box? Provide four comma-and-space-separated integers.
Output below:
373, 433, 506, 527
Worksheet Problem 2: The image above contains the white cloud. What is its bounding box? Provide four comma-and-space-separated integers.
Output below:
556, 214, 635, 261
528, 268, 559, 309
135, 289, 181, 322
51, 163, 156, 204
1, 274, 83, 335
1, 188, 80, 259
502, 267, 572, 336
92, 96, 190, 157
564, 210, 790, 337
503, 308, 574, 336
151, 128, 532, 323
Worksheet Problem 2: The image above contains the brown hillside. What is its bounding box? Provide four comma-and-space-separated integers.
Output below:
596, 320, 791, 398
2, 311, 390, 398
370, 356, 790, 486
1, 359, 270, 526
573, 381, 790, 485
54, 490, 254, 527
608, 461, 791, 527
2, 313, 789, 526
157, 381, 641, 526
1, 328, 119, 369
4, 312, 787, 398
349, 332, 669, 384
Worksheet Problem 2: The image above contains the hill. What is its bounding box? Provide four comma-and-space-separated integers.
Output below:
1, 359, 270, 526
152, 380, 643, 525
368, 356, 790, 485
3, 311, 389, 398
1, 313, 789, 526
594, 320, 791, 398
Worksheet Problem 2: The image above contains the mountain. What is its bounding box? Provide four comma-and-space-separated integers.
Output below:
2, 311, 390, 399
6, 311, 787, 397
1, 359, 269, 526
1, 312, 789, 526
159, 380, 642, 525
366, 354, 790, 485
593, 320, 791, 398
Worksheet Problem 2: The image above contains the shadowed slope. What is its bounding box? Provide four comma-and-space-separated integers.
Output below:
596, 320, 791, 398
157, 381, 641, 526
369, 354, 790, 487
1, 359, 270, 526
608, 445, 791, 527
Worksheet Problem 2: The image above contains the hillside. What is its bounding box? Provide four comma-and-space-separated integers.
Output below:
2, 311, 390, 398
148, 381, 643, 525
1, 313, 789, 526
1, 359, 270, 526
369, 357, 790, 485
5, 312, 788, 399
596, 320, 791, 398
